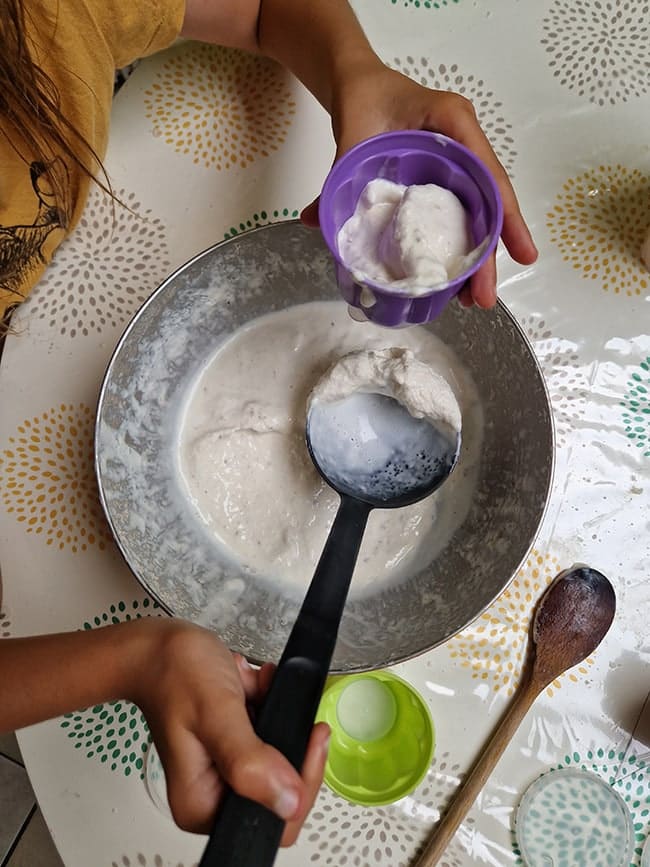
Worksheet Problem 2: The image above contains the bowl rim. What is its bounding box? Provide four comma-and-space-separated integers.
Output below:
95, 220, 555, 673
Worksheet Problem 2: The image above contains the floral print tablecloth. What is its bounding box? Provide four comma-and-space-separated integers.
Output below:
0, 1, 649, 865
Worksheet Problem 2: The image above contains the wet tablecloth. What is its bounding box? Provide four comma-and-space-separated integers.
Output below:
0, 1, 649, 865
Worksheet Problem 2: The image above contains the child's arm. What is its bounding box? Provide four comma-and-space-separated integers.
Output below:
181, 0, 537, 309
0, 617, 328, 845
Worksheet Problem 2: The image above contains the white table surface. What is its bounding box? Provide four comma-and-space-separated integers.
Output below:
1, 1, 649, 865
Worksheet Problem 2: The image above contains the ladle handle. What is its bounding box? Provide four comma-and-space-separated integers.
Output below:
413, 670, 540, 867
199, 494, 371, 867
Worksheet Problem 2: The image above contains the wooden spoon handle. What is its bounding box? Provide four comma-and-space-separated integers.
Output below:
413, 674, 542, 867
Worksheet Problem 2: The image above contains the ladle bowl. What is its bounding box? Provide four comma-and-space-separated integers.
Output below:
307, 391, 460, 507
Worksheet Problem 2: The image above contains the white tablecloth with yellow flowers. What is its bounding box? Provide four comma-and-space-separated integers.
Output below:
1, 1, 649, 865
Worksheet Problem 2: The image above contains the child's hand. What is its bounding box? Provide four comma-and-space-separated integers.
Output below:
133, 619, 330, 845
302, 62, 538, 310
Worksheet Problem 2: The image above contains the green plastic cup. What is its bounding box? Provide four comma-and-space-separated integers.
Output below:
315, 670, 435, 806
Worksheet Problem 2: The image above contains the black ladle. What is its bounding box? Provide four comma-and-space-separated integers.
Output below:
198, 391, 461, 867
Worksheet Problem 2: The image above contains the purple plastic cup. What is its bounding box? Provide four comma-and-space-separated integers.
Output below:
318, 130, 504, 327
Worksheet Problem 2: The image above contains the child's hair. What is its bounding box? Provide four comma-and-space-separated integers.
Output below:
0, 0, 113, 223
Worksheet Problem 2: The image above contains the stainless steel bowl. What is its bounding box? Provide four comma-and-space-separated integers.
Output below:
95, 221, 554, 673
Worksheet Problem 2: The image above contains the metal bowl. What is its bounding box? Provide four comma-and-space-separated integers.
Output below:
95, 221, 554, 673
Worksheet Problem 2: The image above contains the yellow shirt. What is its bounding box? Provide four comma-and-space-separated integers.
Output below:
0, 0, 184, 323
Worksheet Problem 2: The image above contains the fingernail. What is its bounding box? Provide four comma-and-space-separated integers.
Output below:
275, 788, 300, 821
322, 730, 331, 758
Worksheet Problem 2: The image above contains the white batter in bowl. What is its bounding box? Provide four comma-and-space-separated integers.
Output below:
178, 303, 482, 596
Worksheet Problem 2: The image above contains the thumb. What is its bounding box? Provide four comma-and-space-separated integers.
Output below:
160, 692, 306, 834
201, 694, 306, 822
300, 197, 320, 228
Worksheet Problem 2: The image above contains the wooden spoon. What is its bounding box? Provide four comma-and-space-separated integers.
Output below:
413, 564, 616, 867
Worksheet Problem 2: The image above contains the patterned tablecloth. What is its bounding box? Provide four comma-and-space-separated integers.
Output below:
1, 1, 649, 865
